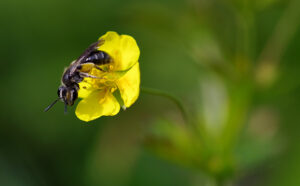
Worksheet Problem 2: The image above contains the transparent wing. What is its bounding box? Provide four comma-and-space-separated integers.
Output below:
70, 39, 105, 74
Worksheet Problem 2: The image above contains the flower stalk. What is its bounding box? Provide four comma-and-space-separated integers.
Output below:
141, 87, 189, 123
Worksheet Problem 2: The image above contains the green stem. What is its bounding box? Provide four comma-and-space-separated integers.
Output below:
141, 87, 189, 123
258, 0, 300, 66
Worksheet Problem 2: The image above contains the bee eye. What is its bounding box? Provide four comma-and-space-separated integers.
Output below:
57, 88, 61, 97
58, 86, 67, 98
71, 89, 78, 101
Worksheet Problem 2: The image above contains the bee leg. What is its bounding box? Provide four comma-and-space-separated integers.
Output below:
92, 64, 105, 72
79, 72, 103, 79
80, 62, 106, 72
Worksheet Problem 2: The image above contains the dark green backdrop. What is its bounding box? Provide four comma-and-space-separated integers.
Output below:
0, 0, 299, 185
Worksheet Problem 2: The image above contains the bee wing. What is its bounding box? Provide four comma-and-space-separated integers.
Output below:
70, 39, 105, 74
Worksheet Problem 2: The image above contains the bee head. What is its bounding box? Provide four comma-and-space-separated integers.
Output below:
58, 85, 78, 106
44, 85, 78, 113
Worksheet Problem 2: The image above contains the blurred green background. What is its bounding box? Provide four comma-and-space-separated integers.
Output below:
1, 0, 300, 185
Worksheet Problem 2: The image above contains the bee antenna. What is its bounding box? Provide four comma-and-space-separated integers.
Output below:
44, 98, 60, 112
64, 103, 68, 114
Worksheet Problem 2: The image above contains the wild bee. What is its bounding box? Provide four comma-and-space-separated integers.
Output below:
44, 39, 112, 113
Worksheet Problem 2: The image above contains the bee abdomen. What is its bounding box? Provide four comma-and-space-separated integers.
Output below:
85, 51, 111, 65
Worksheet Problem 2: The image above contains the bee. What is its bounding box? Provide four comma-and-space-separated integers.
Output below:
44, 39, 112, 113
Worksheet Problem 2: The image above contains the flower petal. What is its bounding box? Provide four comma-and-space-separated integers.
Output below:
97, 31, 120, 60
98, 31, 140, 71
75, 90, 120, 122
117, 34, 140, 71
78, 81, 95, 98
116, 62, 140, 107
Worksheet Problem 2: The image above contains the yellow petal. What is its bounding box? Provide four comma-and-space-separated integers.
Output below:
75, 90, 120, 122
116, 63, 140, 107
97, 31, 120, 60
98, 31, 140, 71
117, 35, 140, 71
78, 81, 95, 98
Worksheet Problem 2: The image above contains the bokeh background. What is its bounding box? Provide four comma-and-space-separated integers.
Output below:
1, 0, 300, 185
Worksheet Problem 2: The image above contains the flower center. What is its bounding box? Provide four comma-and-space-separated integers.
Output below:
85, 65, 117, 91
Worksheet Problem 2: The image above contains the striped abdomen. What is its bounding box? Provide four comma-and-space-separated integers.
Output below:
85, 51, 111, 65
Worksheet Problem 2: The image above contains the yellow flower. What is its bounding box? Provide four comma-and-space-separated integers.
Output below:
75, 31, 140, 122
